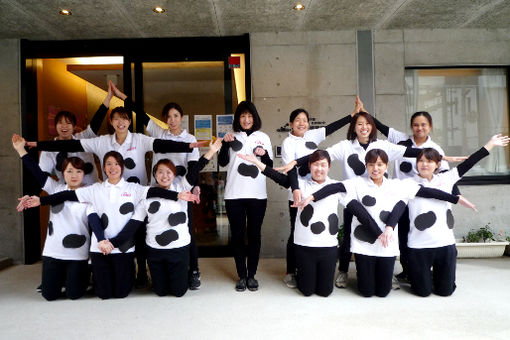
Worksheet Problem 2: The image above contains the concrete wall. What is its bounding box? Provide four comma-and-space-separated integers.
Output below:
0, 39, 23, 263
252, 28, 510, 257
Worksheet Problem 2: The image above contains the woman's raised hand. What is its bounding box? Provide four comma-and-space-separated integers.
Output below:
237, 153, 258, 164
178, 191, 199, 203
485, 134, 510, 151
274, 160, 297, 174
442, 155, 468, 163
223, 133, 235, 143
110, 80, 127, 100
12, 134, 27, 156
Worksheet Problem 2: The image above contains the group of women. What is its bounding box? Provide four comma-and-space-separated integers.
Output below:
14, 85, 509, 300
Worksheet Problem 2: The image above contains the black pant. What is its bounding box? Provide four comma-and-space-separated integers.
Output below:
147, 245, 189, 297
188, 202, 199, 273
225, 199, 267, 279
287, 201, 298, 274
90, 252, 135, 299
41, 256, 89, 301
408, 245, 457, 297
354, 253, 395, 297
295, 245, 337, 297
397, 207, 410, 275
338, 208, 353, 272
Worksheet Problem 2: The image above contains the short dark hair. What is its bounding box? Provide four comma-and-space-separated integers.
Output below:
109, 106, 132, 122
365, 149, 389, 165
416, 148, 442, 165
232, 101, 262, 132
161, 102, 184, 121
54, 111, 77, 128
289, 108, 309, 123
347, 111, 377, 143
61, 156, 85, 172
103, 151, 125, 176
153, 159, 177, 179
410, 111, 433, 129
308, 149, 331, 167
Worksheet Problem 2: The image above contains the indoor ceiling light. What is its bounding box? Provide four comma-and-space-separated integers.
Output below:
293, 3, 305, 10
59, 9, 72, 15
153, 6, 165, 13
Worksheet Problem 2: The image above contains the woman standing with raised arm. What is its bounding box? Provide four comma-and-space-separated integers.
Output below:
218, 101, 273, 292
280, 102, 359, 288
19, 151, 197, 299
406, 134, 509, 297
108, 84, 202, 290
98, 139, 222, 297
297, 149, 474, 297
13, 134, 92, 301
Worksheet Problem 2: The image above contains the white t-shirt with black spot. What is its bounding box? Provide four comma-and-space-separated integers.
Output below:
407, 170, 459, 249
80, 131, 155, 185
39, 126, 99, 186
387, 128, 449, 179
75, 178, 149, 254
132, 178, 193, 250
41, 180, 92, 261
326, 139, 407, 179
294, 177, 348, 248
224, 131, 273, 200
281, 128, 326, 201
346, 176, 420, 257
146, 121, 200, 187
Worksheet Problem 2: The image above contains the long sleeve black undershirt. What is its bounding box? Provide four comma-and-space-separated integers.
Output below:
346, 200, 383, 240
89, 104, 109, 135
21, 154, 49, 188
325, 115, 352, 136
109, 219, 144, 248
372, 116, 390, 137
40, 187, 179, 206
415, 186, 459, 204
262, 166, 291, 188
312, 182, 347, 202
288, 167, 299, 193
456, 147, 490, 177
185, 156, 209, 186
385, 200, 407, 229
87, 213, 106, 242
218, 141, 231, 167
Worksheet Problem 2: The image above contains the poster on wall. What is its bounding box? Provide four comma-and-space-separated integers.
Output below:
216, 114, 234, 138
194, 115, 212, 140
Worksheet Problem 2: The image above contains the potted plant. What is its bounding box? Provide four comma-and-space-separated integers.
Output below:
456, 223, 509, 258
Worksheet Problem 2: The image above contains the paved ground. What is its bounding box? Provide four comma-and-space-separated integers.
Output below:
0, 257, 509, 340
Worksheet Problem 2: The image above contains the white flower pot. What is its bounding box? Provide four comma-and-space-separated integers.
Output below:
455, 242, 509, 258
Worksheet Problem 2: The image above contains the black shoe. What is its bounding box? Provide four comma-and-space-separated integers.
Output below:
235, 278, 247, 292
36, 284, 42, 293
189, 271, 201, 290
396, 271, 409, 283
247, 277, 259, 291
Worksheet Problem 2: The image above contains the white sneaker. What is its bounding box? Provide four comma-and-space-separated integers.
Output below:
335, 271, 348, 288
392, 275, 400, 290
283, 273, 297, 288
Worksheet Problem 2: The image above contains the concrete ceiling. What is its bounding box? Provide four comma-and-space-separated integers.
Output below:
0, 0, 509, 40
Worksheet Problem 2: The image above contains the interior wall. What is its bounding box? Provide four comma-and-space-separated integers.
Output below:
0, 39, 23, 263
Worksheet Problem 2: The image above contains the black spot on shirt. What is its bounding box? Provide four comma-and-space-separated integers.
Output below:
56, 152, 67, 172
347, 154, 365, 176
230, 139, 243, 151
148, 201, 161, 214
48, 221, 54, 236
119, 202, 135, 215
414, 211, 437, 231
62, 234, 87, 248
51, 203, 65, 214
175, 166, 186, 177
310, 221, 325, 234
300, 205, 314, 227
379, 210, 391, 224
354, 225, 378, 244
400, 161, 413, 173
398, 139, 413, 148
238, 163, 259, 178
305, 141, 318, 150
118, 238, 135, 253
362, 195, 376, 207
127, 176, 140, 184
446, 209, 454, 229
124, 158, 136, 170
328, 214, 339, 235
168, 212, 186, 226
83, 162, 94, 175
155, 229, 179, 247
100, 213, 109, 229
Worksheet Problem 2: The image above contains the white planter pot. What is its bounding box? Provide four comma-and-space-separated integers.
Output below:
455, 242, 509, 258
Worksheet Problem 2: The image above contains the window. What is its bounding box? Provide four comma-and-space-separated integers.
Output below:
405, 68, 510, 181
